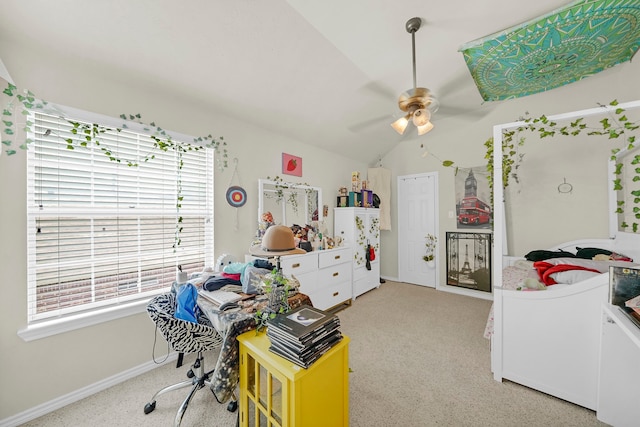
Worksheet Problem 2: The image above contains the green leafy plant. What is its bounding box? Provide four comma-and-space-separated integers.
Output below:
489, 100, 639, 232
422, 234, 437, 262
444, 100, 640, 233
254, 268, 293, 332
2, 81, 230, 247
265, 175, 314, 215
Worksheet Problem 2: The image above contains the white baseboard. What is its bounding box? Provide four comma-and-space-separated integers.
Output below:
0, 353, 178, 427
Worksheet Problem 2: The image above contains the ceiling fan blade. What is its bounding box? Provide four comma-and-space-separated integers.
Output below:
437, 104, 489, 118
358, 81, 397, 101
436, 71, 475, 99
348, 113, 393, 133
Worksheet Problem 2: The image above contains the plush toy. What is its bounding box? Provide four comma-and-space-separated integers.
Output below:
518, 277, 547, 291
261, 211, 273, 223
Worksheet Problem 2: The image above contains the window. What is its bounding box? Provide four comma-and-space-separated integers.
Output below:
25, 110, 214, 325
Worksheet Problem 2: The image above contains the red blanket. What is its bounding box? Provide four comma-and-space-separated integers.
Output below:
533, 261, 601, 285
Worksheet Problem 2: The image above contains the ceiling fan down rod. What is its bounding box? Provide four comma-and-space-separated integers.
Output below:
406, 17, 422, 92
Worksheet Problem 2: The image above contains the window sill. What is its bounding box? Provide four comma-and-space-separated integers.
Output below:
18, 299, 151, 342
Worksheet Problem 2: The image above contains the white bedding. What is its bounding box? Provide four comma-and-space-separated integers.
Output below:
484, 257, 640, 339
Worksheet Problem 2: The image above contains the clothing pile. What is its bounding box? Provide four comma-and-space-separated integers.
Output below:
203, 258, 274, 294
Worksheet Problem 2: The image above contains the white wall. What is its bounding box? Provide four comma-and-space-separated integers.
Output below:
0, 52, 367, 421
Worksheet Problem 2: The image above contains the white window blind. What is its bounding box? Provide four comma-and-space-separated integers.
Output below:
26, 111, 214, 323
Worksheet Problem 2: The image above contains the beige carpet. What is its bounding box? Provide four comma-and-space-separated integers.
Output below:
22, 281, 607, 427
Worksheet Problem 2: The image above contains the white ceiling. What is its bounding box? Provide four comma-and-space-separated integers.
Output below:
0, 0, 625, 164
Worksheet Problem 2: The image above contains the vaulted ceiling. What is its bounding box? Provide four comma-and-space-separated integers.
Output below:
1, 0, 638, 165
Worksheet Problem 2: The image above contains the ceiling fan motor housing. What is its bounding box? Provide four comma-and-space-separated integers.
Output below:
397, 87, 439, 115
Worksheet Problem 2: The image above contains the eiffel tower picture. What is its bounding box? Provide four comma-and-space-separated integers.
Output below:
446, 232, 493, 292
460, 244, 472, 275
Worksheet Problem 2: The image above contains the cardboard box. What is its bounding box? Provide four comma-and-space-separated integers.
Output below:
351, 171, 361, 192
361, 189, 373, 208
348, 191, 361, 207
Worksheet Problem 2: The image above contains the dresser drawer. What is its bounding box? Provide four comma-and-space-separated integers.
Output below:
317, 262, 351, 286
353, 260, 379, 281
295, 271, 319, 295
318, 248, 350, 269
307, 280, 351, 311
280, 252, 317, 276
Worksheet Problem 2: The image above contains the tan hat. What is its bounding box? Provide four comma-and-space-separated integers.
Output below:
249, 225, 306, 257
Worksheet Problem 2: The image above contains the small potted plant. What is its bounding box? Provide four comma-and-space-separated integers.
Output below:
254, 268, 296, 332
422, 234, 437, 264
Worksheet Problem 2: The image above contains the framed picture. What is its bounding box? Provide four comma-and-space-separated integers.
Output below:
609, 265, 640, 330
446, 232, 492, 292
282, 153, 302, 177
454, 166, 492, 230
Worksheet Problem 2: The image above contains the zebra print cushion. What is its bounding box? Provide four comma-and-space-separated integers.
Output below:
146, 293, 223, 354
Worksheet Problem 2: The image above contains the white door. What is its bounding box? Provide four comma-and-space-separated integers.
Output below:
398, 173, 438, 287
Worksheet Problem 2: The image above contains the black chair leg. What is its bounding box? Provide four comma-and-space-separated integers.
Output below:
176, 352, 184, 368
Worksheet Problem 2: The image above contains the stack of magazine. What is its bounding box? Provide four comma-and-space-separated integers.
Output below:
266, 305, 342, 369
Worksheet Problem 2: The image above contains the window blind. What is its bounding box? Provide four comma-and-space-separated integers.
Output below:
26, 111, 214, 323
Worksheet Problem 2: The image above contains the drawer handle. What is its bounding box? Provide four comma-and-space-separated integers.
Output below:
334, 255, 341, 260
292, 263, 300, 268
333, 272, 339, 277
333, 291, 339, 297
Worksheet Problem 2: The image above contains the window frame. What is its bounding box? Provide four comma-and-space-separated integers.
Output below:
18, 104, 214, 341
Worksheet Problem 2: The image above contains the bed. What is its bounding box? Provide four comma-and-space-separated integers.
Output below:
487, 100, 640, 411
488, 234, 640, 410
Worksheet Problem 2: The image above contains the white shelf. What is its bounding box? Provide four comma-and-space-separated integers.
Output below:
597, 304, 640, 427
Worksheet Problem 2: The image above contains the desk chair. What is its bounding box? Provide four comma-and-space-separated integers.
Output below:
143, 293, 238, 426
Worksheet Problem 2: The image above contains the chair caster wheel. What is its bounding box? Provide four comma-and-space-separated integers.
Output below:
187, 369, 195, 378
227, 400, 238, 412
144, 401, 156, 414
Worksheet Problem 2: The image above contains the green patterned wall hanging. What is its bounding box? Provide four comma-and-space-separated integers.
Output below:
459, 0, 640, 101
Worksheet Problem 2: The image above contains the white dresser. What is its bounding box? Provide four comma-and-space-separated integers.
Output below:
280, 247, 352, 311
334, 207, 381, 299
596, 305, 640, 427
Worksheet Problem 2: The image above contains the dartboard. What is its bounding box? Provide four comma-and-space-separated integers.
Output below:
226, 186, 247, 207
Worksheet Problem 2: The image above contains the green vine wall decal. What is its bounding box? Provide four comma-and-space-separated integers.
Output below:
2, 81, 230, 247
354, 215, 366, 265
483, 100, 639, 232
2, 82, 229, 169
265, 175, 314, 215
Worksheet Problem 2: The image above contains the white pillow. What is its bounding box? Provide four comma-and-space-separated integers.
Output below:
542, 257, 640, 273
549, 270, 601, 284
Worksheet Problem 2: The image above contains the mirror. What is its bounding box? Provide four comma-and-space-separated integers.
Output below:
258, 179, 322, 227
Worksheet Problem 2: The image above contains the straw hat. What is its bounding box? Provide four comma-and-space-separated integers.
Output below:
249, 225, 306, 257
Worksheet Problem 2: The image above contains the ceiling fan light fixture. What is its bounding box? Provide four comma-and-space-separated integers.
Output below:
390, 17, 439, 137
412, 108, 431, 126
417, 121, 434, 135
391, 114, 410, 135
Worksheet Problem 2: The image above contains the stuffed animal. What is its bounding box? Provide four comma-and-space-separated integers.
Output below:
519, 277, 546, 291
215, 254, 237, 272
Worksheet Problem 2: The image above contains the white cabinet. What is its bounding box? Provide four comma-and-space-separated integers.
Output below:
280, 247, 352, 311
334, 207, 381, 299
597, 305, 640, 427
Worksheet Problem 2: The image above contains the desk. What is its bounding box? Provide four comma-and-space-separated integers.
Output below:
198, 292, 312, 403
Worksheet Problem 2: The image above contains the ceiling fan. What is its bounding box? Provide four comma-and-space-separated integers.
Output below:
391, 17, 439, 136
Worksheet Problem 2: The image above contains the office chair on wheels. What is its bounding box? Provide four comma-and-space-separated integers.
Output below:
143, 293, 238, 426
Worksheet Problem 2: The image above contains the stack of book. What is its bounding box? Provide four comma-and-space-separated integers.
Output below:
266, 305, 342, 369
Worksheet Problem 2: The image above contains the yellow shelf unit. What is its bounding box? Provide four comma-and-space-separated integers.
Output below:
238, 330, 350, 427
